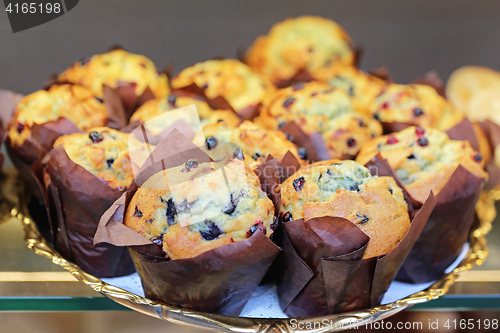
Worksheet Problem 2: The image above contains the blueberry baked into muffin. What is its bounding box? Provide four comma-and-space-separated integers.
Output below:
369, 83, 464, 131
256, 81, 382, 159
356, 126, 488, 203
281, 160, 410, 259
171, 59, 275, 117
129, 94, 240, 135
246, 16, 355, 86
58, 49, 169, 98
195, 120, 305, 168
53, 127, 150, 190
317, 65, 385, 116
124, 159, 276, 259
8, 84, 108, 147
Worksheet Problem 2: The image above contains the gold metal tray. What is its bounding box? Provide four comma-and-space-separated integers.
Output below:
2, 173, 496, 333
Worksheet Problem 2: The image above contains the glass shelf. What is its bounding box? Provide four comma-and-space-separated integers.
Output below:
0, 200, 499, 312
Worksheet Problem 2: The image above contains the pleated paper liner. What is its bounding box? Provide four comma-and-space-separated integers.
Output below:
95, 129, 281, 316
370, 69, 444, 96
277, 121, 330, 162
376, 71, 478, 142
366, 155, 485, 283
6, 169, 493, 332
381, 118, 479, 149
376, 117, 500, 193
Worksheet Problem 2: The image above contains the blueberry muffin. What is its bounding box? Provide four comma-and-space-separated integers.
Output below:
124, 159, 276, 260
58, 49, 169, 98
473, 122, 492, 165
356, 126, 488, 203
194, 120, 306, 168
369, 83, 464, 131
171, 59, 275, 116
8, 84, 108, 147
256, 81, 382, 159
129, 94, 240, 136
53, 127, 151, 190
316, 65, 385, 116
281, 160, 410, 259
246, 16, 355, 86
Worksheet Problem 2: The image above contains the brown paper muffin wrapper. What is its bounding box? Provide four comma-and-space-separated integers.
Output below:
276, 195, 435, 317
94, 129, 281, 316
173, 83, 260, 121
253, 153, 302, 286
412, 70, 445, 97
0, 89, 23, 127
264, 151, 302, 184
365, 155, 484, 283
30, 145, 135, 278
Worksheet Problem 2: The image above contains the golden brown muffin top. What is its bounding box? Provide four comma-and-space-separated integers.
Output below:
281, 159, 409, 258
58, 49, 169, 98
356, 126, 488, 202
124, 159, 275, 259
246, 16, 355, 85
171, 59, 275, 114
257, 81, 355, 132
8, 84, 108, 146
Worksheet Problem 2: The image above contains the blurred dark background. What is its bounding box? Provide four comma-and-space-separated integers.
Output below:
0, 0, 500, 95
